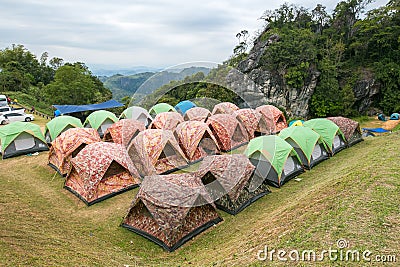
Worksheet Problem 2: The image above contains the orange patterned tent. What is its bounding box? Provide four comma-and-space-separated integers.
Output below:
103, 119, 145, 148
65, 142, 141, 205
184, 107, 211, 122
212, 102, 239, 115
207, 114, 249, 152
127, 129, 188, 176
150, 112, 184, 131
174, 121, 220, 162
233, 108, 269, 139
255, 105, 287, 134
48, 128, 101, 176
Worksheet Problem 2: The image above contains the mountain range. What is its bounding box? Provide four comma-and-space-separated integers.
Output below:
99, 66, 211, 101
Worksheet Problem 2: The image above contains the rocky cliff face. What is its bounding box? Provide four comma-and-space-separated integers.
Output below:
352, 74, 381, 115
226, 33, 380, 118
226, 33, 319, 118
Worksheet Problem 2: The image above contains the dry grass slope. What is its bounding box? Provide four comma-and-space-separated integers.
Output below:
0, 131, 399, 266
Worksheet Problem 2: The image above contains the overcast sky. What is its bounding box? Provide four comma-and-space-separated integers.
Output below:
0, 0, 389, 69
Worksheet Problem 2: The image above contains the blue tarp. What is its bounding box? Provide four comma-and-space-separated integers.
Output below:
53, 100, 123, 115
362, 128, 390, 133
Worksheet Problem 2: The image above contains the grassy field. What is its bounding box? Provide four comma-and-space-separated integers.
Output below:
0, 118, 399, 266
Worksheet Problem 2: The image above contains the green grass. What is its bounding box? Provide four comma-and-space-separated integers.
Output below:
1, 132, 399, 266
3, 90, 53, 116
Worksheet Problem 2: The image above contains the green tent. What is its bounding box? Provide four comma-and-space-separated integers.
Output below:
0, 122, 48, 159
244, 135, 303, 187
84, 110, 118, 138
279, 126, 329, 169
303, 118, 347, 154
120, 106, 153, 127
44, 115, 83, 143
148, 103, 176, 116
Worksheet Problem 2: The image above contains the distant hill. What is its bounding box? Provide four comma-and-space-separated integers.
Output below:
101, 67, 211, 101
90, 65, 162, 77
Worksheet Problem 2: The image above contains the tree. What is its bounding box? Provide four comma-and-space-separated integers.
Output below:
312, 4, 330, 34
44, 65, 99, 105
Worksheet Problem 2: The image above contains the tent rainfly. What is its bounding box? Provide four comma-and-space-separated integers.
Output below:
196, 154, 271, 215
127, 129, 188, 177
119, 106, 153, 127
103, 119, 145, 148
327, 116, 363, 147
148, 103, 176, 116
175, 100, 196, 115
65, 142, 141, 205
150, 112, 184, 131
44, 115, 83, 144
255, 105, 288, 134
212, 102, 239, 115
303, 118, 347, 154
84, 110, 118, 138
279, 126, 329, 169
245, 135, 304, 188
184, 107, 211, 122
48, 128, 101, 176
233, 108, 269, 139
121, 173, 222, 252
174, 121, 220, 162
0, 122, 48, 159
207, 114, 249, 152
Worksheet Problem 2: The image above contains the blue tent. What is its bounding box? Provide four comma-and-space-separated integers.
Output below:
390, 113, 399, 120
53, 100, 123, 115
174, 100, 196, 115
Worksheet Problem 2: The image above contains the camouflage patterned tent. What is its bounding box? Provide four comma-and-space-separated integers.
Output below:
212, 102, 239, 115
327, 116, 363, 146
184, 107, 211, 122
255, 105, 288, 134
245, 135, 304, 188
150, 112, 184, 131
121, 173, 222, 252
127, 129, 188, 176
196, 154, 271, 215
103, 119, 145, 148
48, 128, 101, 176
233, 108, 269, 139
65, 142, 141, 205
207, 114, 249, 152
174, 121, 220, 162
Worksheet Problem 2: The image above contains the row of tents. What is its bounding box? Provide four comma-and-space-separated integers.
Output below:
29, 101, 364, 252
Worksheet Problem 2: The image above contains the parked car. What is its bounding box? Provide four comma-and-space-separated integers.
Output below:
4, 112, 34, 123
0, 106, 26, 116
0, 95, 8, 107
0, 114, 10, 125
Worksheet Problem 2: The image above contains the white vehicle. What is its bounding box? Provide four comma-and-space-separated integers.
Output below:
4, 112, 34, 123
0, 106, 26, 116
0, 95, 8, 107
0, 114, 10, 125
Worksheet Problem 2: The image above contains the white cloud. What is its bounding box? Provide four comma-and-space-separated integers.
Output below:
0, 0, 390, 68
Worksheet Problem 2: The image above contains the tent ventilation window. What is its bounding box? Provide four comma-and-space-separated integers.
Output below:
72, 143, 87, 157
232, 125, 244, 143
158, 142, 176, 160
